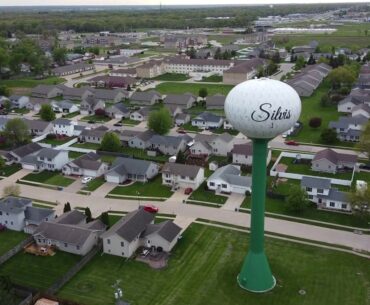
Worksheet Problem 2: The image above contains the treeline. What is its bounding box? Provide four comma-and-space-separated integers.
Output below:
0, 3, 364, 35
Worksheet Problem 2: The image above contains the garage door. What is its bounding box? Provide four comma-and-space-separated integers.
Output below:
22, 164, 37, 171
231, 185, 248, 194
106, 175, 120, 184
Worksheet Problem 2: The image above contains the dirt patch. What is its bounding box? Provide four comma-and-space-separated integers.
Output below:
136, 251, 169, 269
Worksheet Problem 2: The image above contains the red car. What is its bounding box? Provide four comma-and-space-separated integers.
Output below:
177, 128, 187, 134
143, 204, 159, 213
284, 140, 299, 146
184, 187, 193, 195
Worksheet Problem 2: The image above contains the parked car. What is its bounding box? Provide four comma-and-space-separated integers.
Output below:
184, 187, 193, 195
87, 120, 96, 124
143, 204, 159, 213
177, 128, 186, 134
113, 122, 123, 127
82, 176, 93, 184
284, 140, 299, 146
359, 163, 370, 170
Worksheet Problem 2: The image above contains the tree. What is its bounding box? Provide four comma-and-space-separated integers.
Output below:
350, 187, 370, 221
357, 121, 370, 162
214, 47, 222, 60
148, 107, 172, 135
327, 66, 356, 89
0, 85, 10, 97
100, 132, 121, 152
52, 47, 67, 66
100, 211, 109, 227
309, 117, 322, 129
284, 186, 309, 214
186, 47, 196, 59
0, 47, 9, 75
4, 118, 30, 147
198, 88, 208, 101
294, 55, 306, 70
307, 54, 316, 65
176, 149, 186, 164
126, 84, 131, 91
39, 104, 56, 121
320, 128, 337, 144
3, 100, 11, 112
63, 202, 71, 213
271, 51, 281, 64
320, 93, 330, 107
2, 184, 20, 197
84, 207, 92, 222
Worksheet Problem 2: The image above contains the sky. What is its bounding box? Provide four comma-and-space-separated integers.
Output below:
0, 0, 368, 6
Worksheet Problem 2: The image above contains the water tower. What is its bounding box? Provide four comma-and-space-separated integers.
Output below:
225, 78, 301, 292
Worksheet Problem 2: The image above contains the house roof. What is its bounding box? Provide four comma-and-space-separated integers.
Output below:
80, 219, 106, 231
313, 148, 357, 164
224, 58, 265, 74
329, 115, 369, 129
53, 118, 73, 126
25, 206, 54, 222
164, 94, 196, 106
0, 196, 31, 214
52, 63, 93, 74
166, 57, 233, 66
69, 152, 103, 171
175, 113, 189, 120
206, 94, 226, 107
164, 104, 182, 116
317, 188, 349, 202
24, 119, 51, 131
53, 100, 76, 110
31, 85, 60, 95
37, 148, 64, 160
28, 98, 50, 106
107, 157, 157, 177
54, 210, 86, 225
148, 134, 184, 148
131, 90, 161, 102
208, 164, 252, 187
101, 209, 154, 242
217, 132, 234, 143
301, 176, 331, 190
232, 142, 253, 156
136, 130, 155, 142
352, 103, 370, 114
192, 112, 223, 123
162, 162, 202, 179
11, 143, 43, 159
107, 103, 130, 115
143, 220, 182, 242
80, 125, 109, 138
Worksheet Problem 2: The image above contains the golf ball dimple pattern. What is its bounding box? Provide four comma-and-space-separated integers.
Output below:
225, 78, 302, 139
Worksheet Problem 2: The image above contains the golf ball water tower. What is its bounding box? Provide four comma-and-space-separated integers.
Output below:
225, 78, 301, 293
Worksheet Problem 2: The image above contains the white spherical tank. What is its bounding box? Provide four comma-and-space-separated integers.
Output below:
225, 78, 301, 139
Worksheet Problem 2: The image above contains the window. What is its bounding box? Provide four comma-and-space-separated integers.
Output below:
306, 187, 312, 192
210, 182, 215, 186
308, 195, 313, 199
10, 221, 13, 225
341, 204, 347, 209
64, 243, 68, 247
0, 211, 2, 215
107, 239, 111, 244
329, 202, 335, 207
317, 189, 324, 194
221, 184, 227, 189
181, 176, 186, 179
121, 241, 124, 247
77, 245, 80, 250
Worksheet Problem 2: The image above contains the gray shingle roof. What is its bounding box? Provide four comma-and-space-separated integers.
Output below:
206, 94, 226, 108
329, 115, 369, 129
162, 162, 202, 179
148, 134, 184, 147
131, 90, 161, 102
317, 188, 349, 202
69, 152, 103, 171
101, 209, 154, 242
37, 148, 63, 159
192, 112, 223, 123
208, 165, 251, 187
54, 210, 86, 225
11, 143, 43, 159
164, 94, 195, 106
0, 197, 32, 214
24, 119, 51, 131
232, 142, 253, 156
25, 206, 54, 222
313, 148, 357, 164
108, 157, 156, 177
143, 220, 181, 242
53, 118, 73, 126
301, 176, 331, 190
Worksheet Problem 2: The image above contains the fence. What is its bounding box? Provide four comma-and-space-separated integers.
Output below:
0, 236, 33, 265
46, 242, 103, 295
31, 134, 48, 143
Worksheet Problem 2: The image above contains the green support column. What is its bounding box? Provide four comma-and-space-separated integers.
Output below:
237, 138, 276, 293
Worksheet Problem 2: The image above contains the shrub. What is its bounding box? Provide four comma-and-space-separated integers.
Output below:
95, 108, 106, 116
309, 117, 322, 129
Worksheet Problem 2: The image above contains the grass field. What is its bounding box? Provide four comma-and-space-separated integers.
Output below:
200, 75, 223, 82
118, 146, 169, 163
68, 151, 85, 159
0, 164, 22, 177
71, 142, 100, 150
1, 77, 65, 88
81, 115, 111, 123
188, 182, 228, 204
62, 112, 80, 119
83, 177, 106, 192
0, 230, 28, 256
58, 224, 370, 305
109, 176, 173, 198
22, 171, 74, 187
155, 82, 234, 96
152, 73, 190, 81
40, 136, 75, 146
0, 251, 80, 290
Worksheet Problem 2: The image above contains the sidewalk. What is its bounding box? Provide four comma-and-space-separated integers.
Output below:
91, 182, 117, 198
221, 194, 244, 211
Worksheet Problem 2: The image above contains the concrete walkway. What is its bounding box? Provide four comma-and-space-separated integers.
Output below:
173, 215, 196, 234
221, 193, 244, 211
63, 179, 83, 193
91, 182, 117, 198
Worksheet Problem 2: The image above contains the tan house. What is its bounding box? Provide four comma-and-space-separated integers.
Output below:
223, 58, 266, 85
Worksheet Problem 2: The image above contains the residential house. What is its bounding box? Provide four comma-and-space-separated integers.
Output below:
0, 117, 9, 131
31, 85, 63, 99
136, 60, 165, 78
207, 164, 252, 194
101, 208, 181, 258
117, 130, 143, 146
175, 113, 190, 126
9, 95, 29, 109
21, 148, 69, 172
164, 104, 182, 118
57, 85, 93, 101
190, 133, 234, 157
51, 100, 79, 113
80, 96, 105, 115
62, 152, 108, 177
329, 115, 368, 142
130, 91, 162, 106
25, 119, 53, 136
163, 93, 197, 110
301, 176, 351, 212
79, 126, 109, 144
147, 134, 187, 155
25, 98, 50, 112
52, 63, 94, 76
34, 210, 106, 256
88, 75, 136, 89
206, 94, 226, 110
162, 162, 204, 189
105, 157, 159, 184
105, 103, 130, 120
311, 148, 357, 174
191, 112, 224, 129
223, 58, 266, 85
130, 107, 151, 122
232, 142, 271, 166
128, 130, 155, 149
7, 143, 43, 163
351, 104, 370, 119
0, 196, 54, 233
52, 118, 76, 137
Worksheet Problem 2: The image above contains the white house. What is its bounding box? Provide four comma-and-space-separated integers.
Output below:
21, 148, 69, 172
62, 152, 108, 177
232, 143, 271, 166
207, 164, 251, 194
191, 112, 224, 130
161, 162, 204, 190
52, 118, 76, 137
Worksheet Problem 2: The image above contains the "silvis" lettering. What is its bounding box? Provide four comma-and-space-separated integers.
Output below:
251, 103, 291, 122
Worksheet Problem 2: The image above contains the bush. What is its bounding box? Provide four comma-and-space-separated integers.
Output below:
330, 94, 344, 103
320, 94, 330, 107
339, 87, 351, 95
309, 117, 322, 129
321, 128, 337, 144
46, 134, 57, 139
95, 108, 106, 116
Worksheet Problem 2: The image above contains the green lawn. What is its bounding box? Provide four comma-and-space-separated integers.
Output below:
1, 77, 65, 88
110, 176, 173, 198
0, 164, 22, 177
99, 155, 117, 164
83, 177, 106, 192
278, 157, 354, 180
0, 251, 80, 291
62, 112, 80, 119
152, 73, 190, 81
58, 224, 370, 305
40, 136, 75, 146
121, 118, 140, 126
155, 82, 234, 96
22, 171, 74, 187
11, 108, 30, 114
200, 75, 223, 82
188, 182, 228, 204
68, 151, 85, 159
119, 146, 169, 163
71, 142, 101, 150
181, 122, 200, 132
81, 115, 111, 123
0, 230, 28, 256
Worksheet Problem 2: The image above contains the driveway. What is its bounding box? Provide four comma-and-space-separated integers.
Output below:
221, 193, 245, 211
91, 182, 117, 198
270, 63, 295, 80
64, 179, 83, 193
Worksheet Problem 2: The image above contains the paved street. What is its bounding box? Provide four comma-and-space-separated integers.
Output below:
1, 171, 368, 253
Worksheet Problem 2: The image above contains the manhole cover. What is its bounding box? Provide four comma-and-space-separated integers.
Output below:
299, 289, 306, 295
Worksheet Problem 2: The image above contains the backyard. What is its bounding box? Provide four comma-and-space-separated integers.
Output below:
72, 142, 101, 150
40, 136, 75, 146
21, 171, 75, 187
62, 112, 80, 119
58, 224, 370, 305
188, 182, 228, 205
119, 146, 169, 163
109, 176, 173, 199
155, 82, 234, 96
0, 230, 28, 256
0, 251, 80, 290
